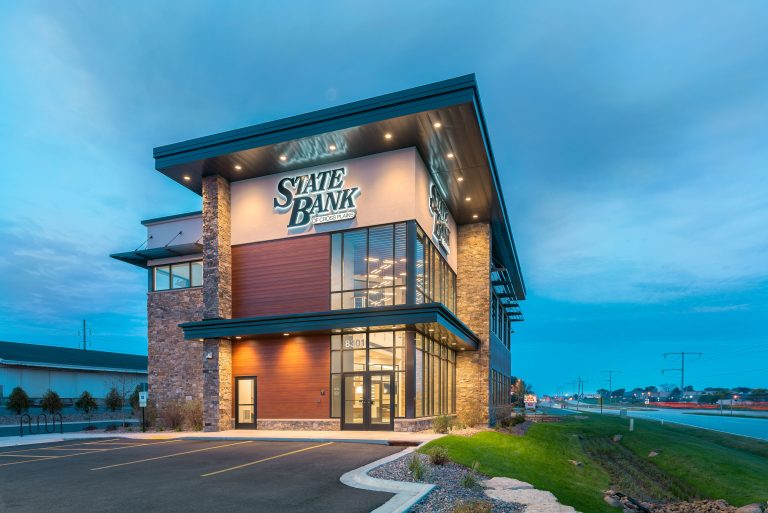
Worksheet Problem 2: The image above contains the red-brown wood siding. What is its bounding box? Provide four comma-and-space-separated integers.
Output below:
232, 235, 330, 317
232, 336, 330, 419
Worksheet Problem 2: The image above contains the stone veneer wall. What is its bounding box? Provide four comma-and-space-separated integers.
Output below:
202, 174, 234, 431
455, 223, 491, 425
147, 288, 204, 409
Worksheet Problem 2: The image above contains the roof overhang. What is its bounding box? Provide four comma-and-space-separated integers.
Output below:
110, 242, 203, 269
179, 303, 479, 351
153, 74, 525, 299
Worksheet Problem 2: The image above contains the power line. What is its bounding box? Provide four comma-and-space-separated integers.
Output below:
662, 352, 702, 391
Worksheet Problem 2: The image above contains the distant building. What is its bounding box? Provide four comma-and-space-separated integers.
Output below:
0, 341, 147, 401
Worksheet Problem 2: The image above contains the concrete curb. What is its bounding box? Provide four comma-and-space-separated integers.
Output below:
177, 436, 393, 445
340, 444, 434, 513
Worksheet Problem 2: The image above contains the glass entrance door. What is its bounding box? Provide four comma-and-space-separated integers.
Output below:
235, 376, 256, 429
341, 372, 394, 430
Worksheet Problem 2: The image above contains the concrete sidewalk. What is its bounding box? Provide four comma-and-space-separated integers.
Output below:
0, 429, 443, 448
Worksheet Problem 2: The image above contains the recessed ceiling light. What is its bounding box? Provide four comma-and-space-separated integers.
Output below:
472, 214, 479, 219
183, 175, 191, 181
433, 122, 442, 128
329, 144, 337, 151
384, 133, 392, 140
279, 155, 287, 161
447, 152, 455, 159
457, 176, 464, 182
234, 164, 242, 171
283, 332, 290, 336
235, 336, 242, 340
465, 196, 472, 202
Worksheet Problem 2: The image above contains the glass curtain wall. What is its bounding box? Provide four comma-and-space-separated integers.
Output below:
331, 223, 407, 309
331, 331, 407, 418
415, 226, 456, 312
414, 332, 456, 417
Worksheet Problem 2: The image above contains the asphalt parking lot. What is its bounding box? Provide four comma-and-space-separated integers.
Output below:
0, 438, 401, 513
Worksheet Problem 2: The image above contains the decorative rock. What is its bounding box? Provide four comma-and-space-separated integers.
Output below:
648, 451, 659, 457
483, 477, 534, 490
612, 434, 623, 442
568, 459, 583, 467
604, 495, 623, 508
734, 505, 763, 513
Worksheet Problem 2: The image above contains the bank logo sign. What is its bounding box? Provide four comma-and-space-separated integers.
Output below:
429, 183, 451, 254
273, 167, 360, 229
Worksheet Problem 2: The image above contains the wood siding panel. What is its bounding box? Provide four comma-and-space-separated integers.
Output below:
232, 235, 330, 317
232, 336, 330, 419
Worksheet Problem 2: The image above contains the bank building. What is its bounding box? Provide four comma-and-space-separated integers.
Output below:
112, 75, 525, 432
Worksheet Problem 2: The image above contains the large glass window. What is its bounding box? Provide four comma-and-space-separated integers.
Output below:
491, 291, 512, 350
415, 226, 456, 312
152, 260, 202, 291
414, 332, 456, 417
331, 224, 407, 309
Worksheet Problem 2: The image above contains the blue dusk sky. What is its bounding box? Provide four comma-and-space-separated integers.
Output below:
0, 1, 766, 395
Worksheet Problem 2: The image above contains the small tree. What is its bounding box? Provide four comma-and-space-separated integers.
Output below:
74, 391, 98, 426
6, 387, 30, 415
40, 390, 64, 415
105, 387, 124, 412
129, 384, 141, 413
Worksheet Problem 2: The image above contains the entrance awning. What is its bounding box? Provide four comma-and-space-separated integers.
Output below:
179, 303, 479, 351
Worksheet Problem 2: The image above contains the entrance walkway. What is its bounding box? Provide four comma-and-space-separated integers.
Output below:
0, 429, 443, 448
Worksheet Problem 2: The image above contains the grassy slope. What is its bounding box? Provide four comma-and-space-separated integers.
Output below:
422, 415, 768, 512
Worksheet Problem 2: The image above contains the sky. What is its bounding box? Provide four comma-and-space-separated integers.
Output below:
0, 1, 766, 395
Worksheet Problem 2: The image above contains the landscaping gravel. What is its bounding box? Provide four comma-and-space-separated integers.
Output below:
369, 452, 524, 513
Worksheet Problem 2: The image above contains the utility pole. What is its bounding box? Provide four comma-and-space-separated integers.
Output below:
601, 370, 621, 404
78, 320, 92, 351
662, 352, 702, 393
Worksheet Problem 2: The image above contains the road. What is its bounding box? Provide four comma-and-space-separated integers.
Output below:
549, 401, 768, 441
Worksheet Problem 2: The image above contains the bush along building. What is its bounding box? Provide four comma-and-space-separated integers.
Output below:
112, 75, 525, 432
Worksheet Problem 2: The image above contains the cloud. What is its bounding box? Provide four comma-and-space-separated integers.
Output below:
692, 304, 750, 313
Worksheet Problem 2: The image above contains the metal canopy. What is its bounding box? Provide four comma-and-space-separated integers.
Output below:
110, 242, 203, 269
179, 303, 479, 351
153, 74, 525, 299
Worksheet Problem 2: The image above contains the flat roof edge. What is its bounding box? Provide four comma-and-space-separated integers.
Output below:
152, 74, 477, 164
141, 211, 203, 226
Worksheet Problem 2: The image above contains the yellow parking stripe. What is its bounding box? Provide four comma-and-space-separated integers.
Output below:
201, 442, 334, 477
0, 439, 182, 468
91, 441, 253, 471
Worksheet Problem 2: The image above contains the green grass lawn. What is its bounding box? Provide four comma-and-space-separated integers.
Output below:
421, 414, 768, 512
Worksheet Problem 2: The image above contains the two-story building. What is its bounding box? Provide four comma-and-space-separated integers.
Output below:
112, 75, 525, 431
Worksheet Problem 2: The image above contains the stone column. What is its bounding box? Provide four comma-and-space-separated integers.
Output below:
455, 223, 491, 425
201, 174, 234, 431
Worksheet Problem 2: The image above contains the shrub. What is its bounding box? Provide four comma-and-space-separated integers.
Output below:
6, 386, 30, 415
40, 389, 64, 415
500, 414, 526, 429
458, 399, 485, 428
407, 454, 426, 480
74, 391, 98, 424
459, 461, 481, 489
128, 385, 141, 413
105, 387, 124, 412
427, 446, 450, 465
182, 400, 203, 431
159, 400, 184, 430
452, 501, 492, 513
432, 415, 453, 434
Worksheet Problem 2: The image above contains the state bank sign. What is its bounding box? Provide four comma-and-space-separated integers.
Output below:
273, 167, 360, 229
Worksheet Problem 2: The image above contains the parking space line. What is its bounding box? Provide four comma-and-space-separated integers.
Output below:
90, 441, 254, 471
0, 439, 182, 468
201, 442, 334, 477
0, 454, 56, 458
